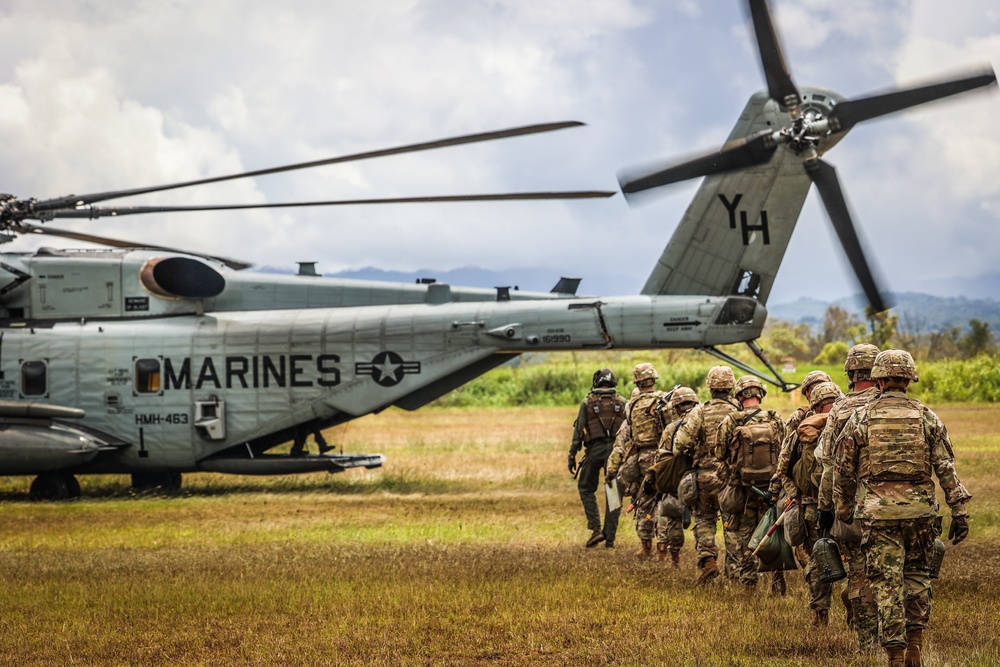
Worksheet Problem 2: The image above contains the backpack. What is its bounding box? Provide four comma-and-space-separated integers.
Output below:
584, 392, 625, 442
629, 393, 664, 447
732, 410, 781, 488
650, 421, 690, 495
791, 413, 828, 497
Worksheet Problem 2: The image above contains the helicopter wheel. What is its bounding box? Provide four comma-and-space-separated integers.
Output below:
131, 472, 183, 493
29, 473, 73, 501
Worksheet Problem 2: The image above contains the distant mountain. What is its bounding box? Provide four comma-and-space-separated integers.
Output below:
770, 292, 1000, 333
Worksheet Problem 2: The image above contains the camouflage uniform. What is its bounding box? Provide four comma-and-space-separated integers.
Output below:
834, 359, 971, 652
570, 384, 626, 546
672, 367, 740, 578
650, 387, 699, 562
607, 364, 668, 557
623, 390, 668, 545
817, 385, 880, 647
771, 381, 842, 620
717, 401, 785, 587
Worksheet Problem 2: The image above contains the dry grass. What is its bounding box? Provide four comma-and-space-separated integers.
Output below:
1, 404, 998, 666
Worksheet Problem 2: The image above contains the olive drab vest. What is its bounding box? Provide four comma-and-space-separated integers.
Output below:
864, 395, 931, 483
629, 392, 664, 448
733, 410, 782, 488
584, 391, 626, 443
699, 398, 739, 464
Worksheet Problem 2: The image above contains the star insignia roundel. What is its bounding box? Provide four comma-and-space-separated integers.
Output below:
355, 351, 421, 387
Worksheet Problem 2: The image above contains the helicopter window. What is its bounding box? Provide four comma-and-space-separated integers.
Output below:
21, 361, 47, 397
135, 359, 161, 394
715, 298, 757, 325
730, 269, 761, 299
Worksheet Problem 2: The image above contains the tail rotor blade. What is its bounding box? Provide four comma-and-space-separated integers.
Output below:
805, 159, 888, 312
830, 70, 997, 132
620, 130, 778, 196
748, 0, 801, 110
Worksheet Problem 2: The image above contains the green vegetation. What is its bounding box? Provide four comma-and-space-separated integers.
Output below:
431, 349, 1000, 408
1, 405, 997, 666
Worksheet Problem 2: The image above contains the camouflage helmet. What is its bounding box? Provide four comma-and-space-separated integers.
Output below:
670, 386, 699, 408
733, 375, 766, 400
705, 365, 736, 390
632, 363, 659, 386
871, 349, 919, 382
592, 368, 617, 388
800, 370, 832, 397
844, 343, 881, 373
808, 381, 843, 409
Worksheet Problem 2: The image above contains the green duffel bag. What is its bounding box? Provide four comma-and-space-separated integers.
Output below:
650, 452, 692, 496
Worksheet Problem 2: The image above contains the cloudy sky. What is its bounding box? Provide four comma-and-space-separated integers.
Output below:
0, 0, 997, 303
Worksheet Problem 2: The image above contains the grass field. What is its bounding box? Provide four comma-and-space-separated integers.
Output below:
1, 403, 998, 666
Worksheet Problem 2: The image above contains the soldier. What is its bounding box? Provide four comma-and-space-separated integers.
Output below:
672, 365, 740, 584
606, 363, 668, 558
785, 370, 834, 437
816, 343, 880, 648
642, 386, 700, 565
569, 368, 627, 549
833, 350, 971, 667
771, 380, 842, 623
716, 376, 786, 591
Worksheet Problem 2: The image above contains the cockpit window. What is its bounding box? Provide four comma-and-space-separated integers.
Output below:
135, 358, 161, 394
716, 298, 757, 325
21, 360, 47, 396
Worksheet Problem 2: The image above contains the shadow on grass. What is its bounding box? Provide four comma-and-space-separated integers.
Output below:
0, 471, 483, 503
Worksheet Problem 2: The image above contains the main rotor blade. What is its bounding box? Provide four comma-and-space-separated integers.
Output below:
830, 70, 997, 132
805, 159, 888, 313
619, 130, 778, 196
11, 223, 251, 270
40, 190, 617, 219
748, 0, 800, 110
32, 121, 589, 211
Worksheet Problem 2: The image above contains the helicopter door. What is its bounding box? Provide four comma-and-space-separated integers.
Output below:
194, 398, 226, 440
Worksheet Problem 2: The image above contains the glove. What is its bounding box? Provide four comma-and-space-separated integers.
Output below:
949, 515, 969, 545
567, 455, 577, 475
642, 480, 656, 497
818, 509, 835, 532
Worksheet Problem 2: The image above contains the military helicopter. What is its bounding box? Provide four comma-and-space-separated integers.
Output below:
0, 0, 994, 500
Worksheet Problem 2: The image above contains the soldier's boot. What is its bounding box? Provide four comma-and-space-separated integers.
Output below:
585, 530, 606, 548
656, 543, 670, 562
696, 557, 720, 585
669, 549, 681, 567
812, 609, 829, 627
904, 630, 923, 667
770, 571, 787, 597
886, 646, 906, 667
633, 539, 653, 559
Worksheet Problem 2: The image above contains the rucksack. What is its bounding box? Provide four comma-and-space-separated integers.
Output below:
791, 413, 828, 497
733, 410, 781, 488
584, 392, 625, 442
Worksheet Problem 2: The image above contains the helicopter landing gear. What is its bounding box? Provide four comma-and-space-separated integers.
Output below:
29, 472, 81, 501
130, 472, 183, 493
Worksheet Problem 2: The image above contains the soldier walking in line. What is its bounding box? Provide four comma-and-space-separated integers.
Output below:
643, 386, 700, 565
672, 366, 740, 584
816, 344, 881, 648
716, 376, 786, 592
785, 370, 833, 437
608, 363, 669, 558
772, 380, 842, 622
569, 368, 627, 549
833, 350, 971, 667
